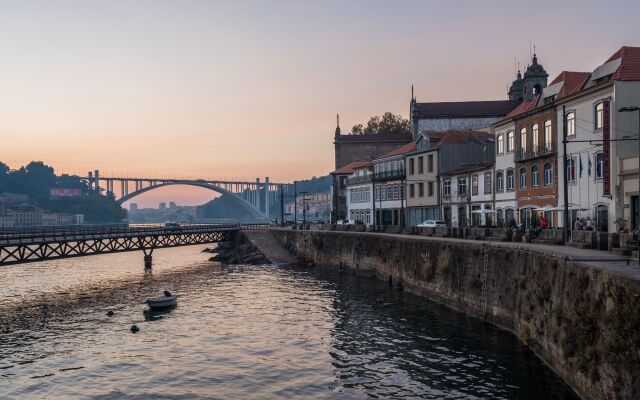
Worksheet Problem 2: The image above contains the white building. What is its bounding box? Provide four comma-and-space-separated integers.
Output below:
373, 142, 415, 226
345, 164, 373, 224
556, 46, 640, 232
441, 162, 495, 227
493, 118, 517, 226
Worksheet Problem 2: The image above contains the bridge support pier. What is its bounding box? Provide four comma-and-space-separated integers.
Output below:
143, 249, 154, 269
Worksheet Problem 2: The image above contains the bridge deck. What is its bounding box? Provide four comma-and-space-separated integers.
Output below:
0, 224, 267, 266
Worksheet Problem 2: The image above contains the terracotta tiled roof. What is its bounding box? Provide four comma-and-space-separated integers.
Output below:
551, 71, 591, 99
431, 130, 493, 146
501, 95, 540, 120
606, 46, 640, 81
331, 161, 371, 175
378, 142, 417, 158
413, 100, 519, 118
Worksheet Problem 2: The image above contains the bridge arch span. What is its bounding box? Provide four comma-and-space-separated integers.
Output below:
117, 182, 266, 219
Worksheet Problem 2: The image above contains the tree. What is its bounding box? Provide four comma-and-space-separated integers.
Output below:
350, 112, 411, 136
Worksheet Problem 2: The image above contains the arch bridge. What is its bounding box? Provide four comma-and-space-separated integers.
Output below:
81, 172, 290, 221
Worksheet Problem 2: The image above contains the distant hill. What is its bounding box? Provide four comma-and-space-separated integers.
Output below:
197, 175, 331, 220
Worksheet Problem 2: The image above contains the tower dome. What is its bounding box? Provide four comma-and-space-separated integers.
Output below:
522, 53, 548, 101
508, 70, 524, 102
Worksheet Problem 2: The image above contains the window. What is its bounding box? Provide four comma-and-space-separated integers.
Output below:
567, 157, 576, 182
507, 131, 514, 152
595, 103, 604, 130
427, 155, 434, 172
506, 169, 515, 191
595, 152, 604, 179
531, 165, 539, 187
531, 124, 539, 151
496, 171, 504, 192
497, 134, 504, 154
409, 159, 414, 175
520, 128, 527, 150
392, 184, 399, 199
443, 179, 451, 196
544, 163, 552, 186
457, 177, 467, 195
544, 120, 552, 152
519, 167, 527, 189
428, 181, 434, 197
471, 174, 479, 196
484, 172, 492, 194
409, 184, 415, 198
567, 112, 576, 136
418, 156, 424, 174
387, 185, 393, 200
418, 182, 424, 197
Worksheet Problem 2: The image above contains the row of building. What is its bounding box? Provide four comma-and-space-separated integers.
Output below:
0, 193, 85, 227
331, 46, 640, 233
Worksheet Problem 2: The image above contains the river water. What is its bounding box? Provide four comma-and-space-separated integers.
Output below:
0, 245, 578, 399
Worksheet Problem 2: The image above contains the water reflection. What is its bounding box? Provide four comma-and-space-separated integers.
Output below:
0, 248, 578, 399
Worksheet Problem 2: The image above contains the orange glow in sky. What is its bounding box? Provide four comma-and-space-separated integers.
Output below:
1, 1, 639, 206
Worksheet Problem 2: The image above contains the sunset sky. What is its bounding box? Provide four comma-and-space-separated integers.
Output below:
1, 0, 639, 207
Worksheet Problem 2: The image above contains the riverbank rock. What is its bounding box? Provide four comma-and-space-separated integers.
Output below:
208, 235, 268, 265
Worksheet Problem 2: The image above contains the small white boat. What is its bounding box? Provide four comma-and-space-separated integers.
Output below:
146, 291, 177, 310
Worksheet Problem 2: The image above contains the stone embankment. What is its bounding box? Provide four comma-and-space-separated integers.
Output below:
243, 228, 640, 400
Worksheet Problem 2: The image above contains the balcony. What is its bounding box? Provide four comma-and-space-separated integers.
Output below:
373, 169, 405, 182
514, 143, 554, 161
346, 174, 372, 185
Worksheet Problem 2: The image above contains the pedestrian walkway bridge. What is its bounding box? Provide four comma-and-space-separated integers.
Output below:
0, 223, 265, 267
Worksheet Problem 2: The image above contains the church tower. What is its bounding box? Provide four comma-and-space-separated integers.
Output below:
508, 70, 524, 102
522, 53, 548, 101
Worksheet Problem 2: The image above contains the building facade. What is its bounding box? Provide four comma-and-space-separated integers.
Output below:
441, 162, 495, 227
372, 142, 415, 226
493, 119, 517, 226
555, 47, 640, 232
345, 164, 373, 224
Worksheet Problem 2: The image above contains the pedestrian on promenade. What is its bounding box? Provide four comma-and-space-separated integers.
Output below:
585, 217, 593, 231
574, 217, 582, 231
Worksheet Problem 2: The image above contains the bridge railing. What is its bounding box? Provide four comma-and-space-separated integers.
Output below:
0, 223, 271, 244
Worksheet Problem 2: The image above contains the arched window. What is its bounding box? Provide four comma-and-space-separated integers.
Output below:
507, 131, 514, 152
531, 165, 539, 187
595, 152, 604, 179
519, 167, 527, 189
497, 134, 504, 154
544, 120, 552, 153
531, 124, 539, 152
496, 170, 504, 192
544, 163, 552, 186
567, 112, 576, 136
520, 128, 527, 150
506, 169, 515, 191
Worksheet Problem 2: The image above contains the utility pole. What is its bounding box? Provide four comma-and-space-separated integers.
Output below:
562, 105, 570, 244
294, 181, 297, 224
372, 171, 376, 229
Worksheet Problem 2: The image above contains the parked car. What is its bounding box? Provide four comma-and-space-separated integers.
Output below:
164, 222, 182, 231
354, 220, 365, 225
417, 220, 447, 228
337, 219, 355, 225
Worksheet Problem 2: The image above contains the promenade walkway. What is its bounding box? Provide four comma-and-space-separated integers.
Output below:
267, 227, 640, 281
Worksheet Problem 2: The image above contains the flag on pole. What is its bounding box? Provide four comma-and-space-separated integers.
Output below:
587, 154, 592, 177
579, 154, 583, 178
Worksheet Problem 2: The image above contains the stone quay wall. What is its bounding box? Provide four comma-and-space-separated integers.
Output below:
254, 229, 640, 400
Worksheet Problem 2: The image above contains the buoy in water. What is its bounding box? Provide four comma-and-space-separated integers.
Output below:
106, 310, 114, 317
130, 324, 139, 333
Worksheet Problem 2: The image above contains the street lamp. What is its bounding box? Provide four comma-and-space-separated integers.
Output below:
619, 106, 640, 230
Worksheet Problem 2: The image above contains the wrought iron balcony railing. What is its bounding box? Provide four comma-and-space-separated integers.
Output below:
346, 174, 372, 185
373, 169, 405, 181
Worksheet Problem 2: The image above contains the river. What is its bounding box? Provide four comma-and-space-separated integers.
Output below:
0, 245, 579, 399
